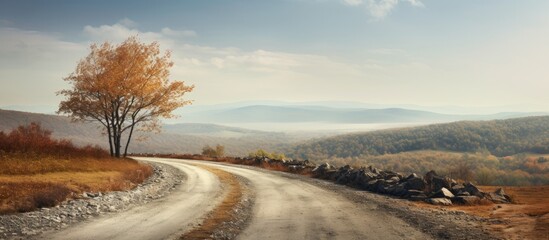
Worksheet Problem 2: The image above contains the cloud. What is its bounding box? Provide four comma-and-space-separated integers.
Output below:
161, 27, 197, 37
0, 20, 436, 106
342, 0, 363, 6
0, 27, 88, 105
83, 18, 196, 44
344, 0, 424, 19
404, 0, 424, 7
118, 18, 136, 27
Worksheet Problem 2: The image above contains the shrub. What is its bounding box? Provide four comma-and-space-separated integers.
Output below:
202, 144, 225, 158
0, 122, 109, 158
248, 149, 285, 160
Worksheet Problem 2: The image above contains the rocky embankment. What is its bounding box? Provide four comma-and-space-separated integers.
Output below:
0, 162, 184, 239
311, 162, 511, 206
232, 156, 511, 206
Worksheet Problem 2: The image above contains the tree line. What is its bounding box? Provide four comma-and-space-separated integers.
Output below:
289, 116, 549, 160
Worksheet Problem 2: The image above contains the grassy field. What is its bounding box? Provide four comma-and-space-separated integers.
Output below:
0, 123, 152, 214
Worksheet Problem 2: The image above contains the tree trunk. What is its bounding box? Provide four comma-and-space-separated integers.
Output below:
115, 132, 121, 158
111, 121, 121, 158
123, 123, 136, 158
106, 125, 114, 157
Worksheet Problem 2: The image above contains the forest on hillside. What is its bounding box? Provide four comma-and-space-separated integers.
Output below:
289, 116, 549, 160
287, 116, 549, 185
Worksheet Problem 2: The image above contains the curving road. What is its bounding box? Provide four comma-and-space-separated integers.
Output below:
41, 158, 223, 240
41, 157, 431, 239
170, 159, 431, 240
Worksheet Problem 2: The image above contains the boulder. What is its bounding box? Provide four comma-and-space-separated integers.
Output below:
404, 177, 426, 191
424, 170, 438, 183
425, 198, 452, 206
391, 183, 407, 196
452, 196, 481, 205
431, 187, 455, 199
456, 190, 470, 196
406, 173, 420, 180
486, 192, 510, 203
450, 184, 465, 194
463, 182, 482, 197
494, 188, 506, 196
312, 163, 333, 175
432, 176, 453, 192
364, 172, 379, 180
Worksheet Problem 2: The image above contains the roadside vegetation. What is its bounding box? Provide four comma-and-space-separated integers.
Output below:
289, 116, 549, 186
290, 116, 549, 159
0, 123, 152, 214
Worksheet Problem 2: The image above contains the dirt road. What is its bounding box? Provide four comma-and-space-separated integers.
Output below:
42, 157, 431, 239
180, 159, 431, 240
41, 159, 223, 240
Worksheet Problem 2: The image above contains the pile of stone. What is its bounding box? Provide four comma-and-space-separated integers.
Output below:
217, 156, 510, 206
310, 163, 512, 206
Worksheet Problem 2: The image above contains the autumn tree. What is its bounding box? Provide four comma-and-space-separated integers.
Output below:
58, 36, 194, 157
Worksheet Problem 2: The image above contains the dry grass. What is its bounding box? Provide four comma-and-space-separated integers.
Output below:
0, 157, 152, 214
181, 165, 242, 239
0, 123, 152, 214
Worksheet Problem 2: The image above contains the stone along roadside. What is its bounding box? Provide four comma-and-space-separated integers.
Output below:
0, 162, 184, 239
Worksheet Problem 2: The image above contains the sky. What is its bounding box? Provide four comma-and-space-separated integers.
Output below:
0, 0, 548, 113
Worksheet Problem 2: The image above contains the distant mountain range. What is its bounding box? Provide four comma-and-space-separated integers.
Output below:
176, 104, 547, 124
2, 105, 548, 156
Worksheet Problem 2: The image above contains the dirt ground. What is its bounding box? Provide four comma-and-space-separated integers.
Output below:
415, 185, 549, 240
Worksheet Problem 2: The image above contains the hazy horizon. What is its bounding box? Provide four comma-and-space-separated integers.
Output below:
1, 1, 548, 113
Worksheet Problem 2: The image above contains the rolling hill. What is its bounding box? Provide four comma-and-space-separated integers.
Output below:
0, 109, 291, 156
289, 116, 549, 160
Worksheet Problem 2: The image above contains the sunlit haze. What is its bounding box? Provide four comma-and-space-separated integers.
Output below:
1, 0, 548, 113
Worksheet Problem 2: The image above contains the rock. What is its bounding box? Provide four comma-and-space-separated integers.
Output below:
406, 173, 420, 180
404, 177, 426, 191
432, 176, 452, 192
494, 188, 505, 196
450, 184, 465, 194
485, 192, 509, 203
424, 170, 438, 183
386, 176, 400, 183
456, 190, 470, 196
464, 182, 482, 197
452, 196, 481, 205
119, 196, 130, 202
406, 189, 424, 196
364, 172, 378, 180
431, 187, 455, 199
391, 183, 407, 196
425, 198, 452, 206
409, 194, 428, 201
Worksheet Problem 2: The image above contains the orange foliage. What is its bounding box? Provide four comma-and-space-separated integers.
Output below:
58, 36, 194, 157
